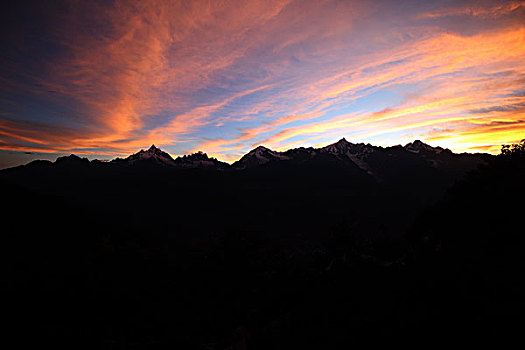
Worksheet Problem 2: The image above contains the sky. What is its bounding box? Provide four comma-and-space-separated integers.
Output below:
0, 0, 524, 168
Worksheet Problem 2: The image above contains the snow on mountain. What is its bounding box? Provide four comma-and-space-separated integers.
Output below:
174, 151, 229, 169
251, 146, 292, 162
404, 140, 447, 154
233, 145, 291, 168
321, 138, 377, 174
321, 138, 376, 156
231, 138, 381, 175
64, 138, 459, 173
112, 145, 176, 166
322, 138, 353, 154
1, 139, 489, 193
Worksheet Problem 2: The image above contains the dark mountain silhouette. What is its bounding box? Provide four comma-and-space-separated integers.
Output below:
3, 138, 521, 347
404, 139, 449, 154
406, 140, 525, 340
111, 144, 176, 166
1, 139, 489, 237
4, 138, 489, 178
174, 151, 230, 169
233, 145, 292, 168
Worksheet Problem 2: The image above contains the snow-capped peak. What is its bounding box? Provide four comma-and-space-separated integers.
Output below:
404, 140, 445, 154
248, 145, 272, 157
113, 144, 176, 166
233, 145, 291, 168
174, 151, 228, 168
250, 145, 290, 161
147, 144, 161, 153
322, 138, 374, 156
142, 144, 172, 157
322, 138, 352, 153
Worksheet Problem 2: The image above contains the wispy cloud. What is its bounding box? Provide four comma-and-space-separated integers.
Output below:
1, 0, 524, 162
421, 1, 525, 19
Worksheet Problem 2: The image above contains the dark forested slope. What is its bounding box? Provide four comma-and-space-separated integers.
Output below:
3, 139, 518, 347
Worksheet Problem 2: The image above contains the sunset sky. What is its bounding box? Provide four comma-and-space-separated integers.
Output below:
1, 0, 524, 168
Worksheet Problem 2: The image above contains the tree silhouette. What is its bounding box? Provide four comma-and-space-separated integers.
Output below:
500, 139, 525, 157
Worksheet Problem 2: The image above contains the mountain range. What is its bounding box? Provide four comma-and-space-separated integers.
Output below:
4, 138, 489, 176
0, 138, 490, 239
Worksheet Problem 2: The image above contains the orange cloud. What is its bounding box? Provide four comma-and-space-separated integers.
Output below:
192, 25, 525, 158
1, 0, 524, 162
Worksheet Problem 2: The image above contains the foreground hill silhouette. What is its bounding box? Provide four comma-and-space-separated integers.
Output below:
407, 139, 525, 340
2, 138, 523, 347
0, 139, 489, 238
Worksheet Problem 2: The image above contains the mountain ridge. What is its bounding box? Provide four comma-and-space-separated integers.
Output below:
27, 139, 474, 166
0, 136, 497, 274
1, 139, 491, 181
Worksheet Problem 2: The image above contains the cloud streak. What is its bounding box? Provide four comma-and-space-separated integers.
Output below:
0, 0, 524, 164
